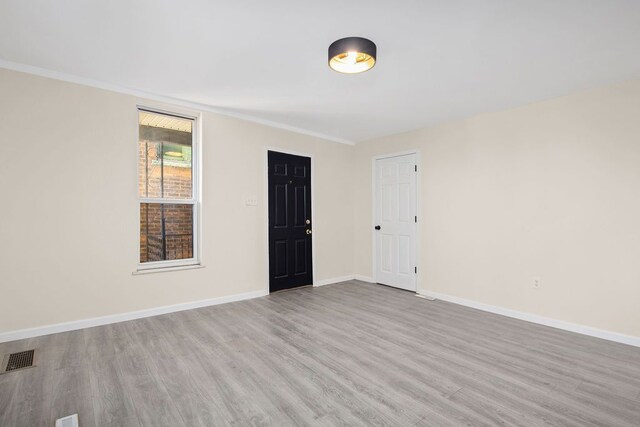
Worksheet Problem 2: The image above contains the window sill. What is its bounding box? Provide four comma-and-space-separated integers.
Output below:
132, 264, 205, 275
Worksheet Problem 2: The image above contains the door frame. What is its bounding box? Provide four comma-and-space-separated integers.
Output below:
264, 147, 316, 294
371, 149, 421, 292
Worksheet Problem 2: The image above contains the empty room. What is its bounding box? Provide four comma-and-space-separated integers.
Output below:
1, 1, 640, 426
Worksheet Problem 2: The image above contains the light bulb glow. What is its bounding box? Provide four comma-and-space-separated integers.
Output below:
329, 51, 375, 73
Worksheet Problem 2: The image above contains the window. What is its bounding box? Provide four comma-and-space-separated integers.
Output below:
138, 109, 199, 269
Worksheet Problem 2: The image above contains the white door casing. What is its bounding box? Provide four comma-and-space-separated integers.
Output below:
374, 153, 417, 291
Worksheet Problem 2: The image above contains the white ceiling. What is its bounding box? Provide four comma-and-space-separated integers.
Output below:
1, 1, 640, 144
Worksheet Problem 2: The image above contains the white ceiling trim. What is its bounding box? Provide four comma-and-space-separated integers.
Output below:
0, 59, 355, 146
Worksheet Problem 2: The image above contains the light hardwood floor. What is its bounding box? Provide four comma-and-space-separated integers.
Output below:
1, 281, 639, 426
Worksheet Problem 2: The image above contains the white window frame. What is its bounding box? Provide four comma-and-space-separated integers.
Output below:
137, 106, 201, 271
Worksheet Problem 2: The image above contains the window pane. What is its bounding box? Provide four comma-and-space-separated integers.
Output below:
140, 203, 193, 263
138, 111, 193, 199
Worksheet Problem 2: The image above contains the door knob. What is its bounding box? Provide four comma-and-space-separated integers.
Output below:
374, 225, 381, 230
306, 229, 312, 235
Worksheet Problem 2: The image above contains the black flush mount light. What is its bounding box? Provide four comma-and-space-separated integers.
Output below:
328, 37, 377, 74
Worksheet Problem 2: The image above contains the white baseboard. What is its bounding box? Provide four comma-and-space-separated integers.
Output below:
314, 275, 355, 287
419, 289, 640, 348
314, 274, 375, 286
0, 289, 268, 344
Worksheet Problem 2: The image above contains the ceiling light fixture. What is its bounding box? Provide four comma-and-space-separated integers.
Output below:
328, 37, 377, 74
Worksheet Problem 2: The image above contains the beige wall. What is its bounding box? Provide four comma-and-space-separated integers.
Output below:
0, 69, 355, 334
2, 67, 640, 341
354, 78, 640, 338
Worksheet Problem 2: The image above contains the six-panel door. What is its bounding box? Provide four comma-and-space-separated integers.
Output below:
374, 154, 417, 291
268, 151, 313, 292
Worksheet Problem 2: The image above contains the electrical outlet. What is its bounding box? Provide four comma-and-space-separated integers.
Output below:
532, 277, 541, 289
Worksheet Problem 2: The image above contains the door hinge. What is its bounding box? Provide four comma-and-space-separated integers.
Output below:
415, 215, 417, 223
414, 165, 417, 172
414, 266, 417, 274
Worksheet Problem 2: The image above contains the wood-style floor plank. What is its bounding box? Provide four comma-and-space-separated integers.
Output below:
0, 281, 639, 426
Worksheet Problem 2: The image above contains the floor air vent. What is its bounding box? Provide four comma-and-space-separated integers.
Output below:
1, 349, 36, 374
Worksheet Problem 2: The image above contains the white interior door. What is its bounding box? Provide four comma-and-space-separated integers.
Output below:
374, 153, 417, 291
